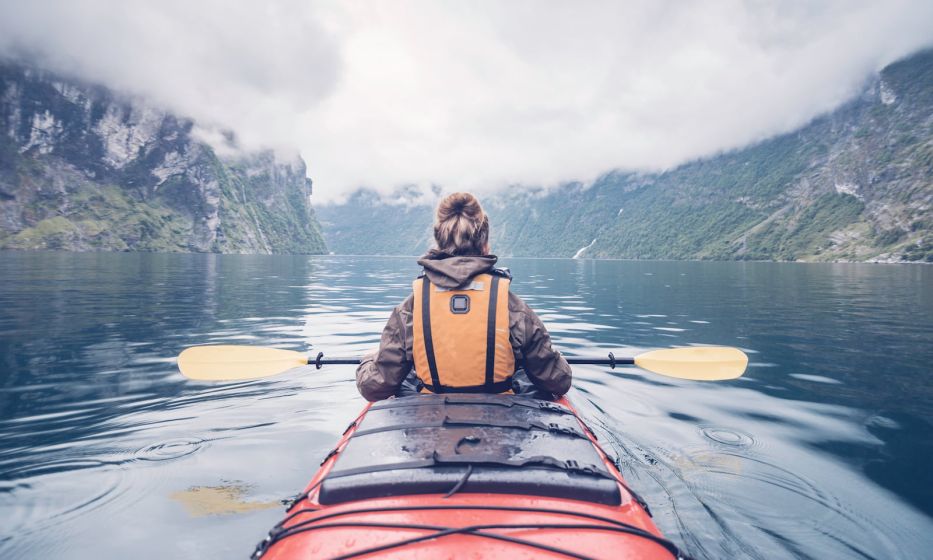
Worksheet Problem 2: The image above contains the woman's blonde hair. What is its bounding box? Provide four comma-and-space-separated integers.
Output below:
433, 192, 489, 256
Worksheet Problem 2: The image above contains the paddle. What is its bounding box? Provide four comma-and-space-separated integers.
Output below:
177, 345, 747, 382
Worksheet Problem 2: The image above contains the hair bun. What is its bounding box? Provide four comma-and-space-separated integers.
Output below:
443, 192, 478, 217
433, 192, 489, 256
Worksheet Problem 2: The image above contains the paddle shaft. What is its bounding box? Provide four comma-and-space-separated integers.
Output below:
313, 352, 630, 369
567, 356, 633, 368
316, 358, 363, 366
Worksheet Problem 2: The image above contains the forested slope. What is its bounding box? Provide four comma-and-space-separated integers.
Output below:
319, 49, 932, 263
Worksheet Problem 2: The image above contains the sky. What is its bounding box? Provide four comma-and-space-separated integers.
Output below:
0, 1, 931, 203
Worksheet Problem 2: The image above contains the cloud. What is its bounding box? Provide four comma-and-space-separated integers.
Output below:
1, 1, 932, 202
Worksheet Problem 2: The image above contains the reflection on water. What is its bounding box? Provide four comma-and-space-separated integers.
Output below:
0, 253, 931, 559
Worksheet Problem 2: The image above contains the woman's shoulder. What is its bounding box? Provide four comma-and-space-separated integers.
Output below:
389, 294, 415, 321
507, 290, 531, 313
490, 267, 512, 280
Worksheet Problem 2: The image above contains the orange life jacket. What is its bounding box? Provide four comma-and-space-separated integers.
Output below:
412, 271, 515, 393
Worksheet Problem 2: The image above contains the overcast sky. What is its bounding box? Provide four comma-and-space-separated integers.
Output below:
1, 1, 931, 202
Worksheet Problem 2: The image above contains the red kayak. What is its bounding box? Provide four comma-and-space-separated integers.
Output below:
252, 393, 687, 559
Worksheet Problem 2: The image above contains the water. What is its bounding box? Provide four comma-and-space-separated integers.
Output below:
1, 252, 931, 559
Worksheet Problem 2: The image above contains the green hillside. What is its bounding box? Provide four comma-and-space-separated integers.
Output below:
318, 49, 933, 263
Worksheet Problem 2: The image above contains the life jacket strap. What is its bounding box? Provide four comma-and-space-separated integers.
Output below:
423, 378, 513, 394
420, 277, 442, 390
484, 274, 501, 391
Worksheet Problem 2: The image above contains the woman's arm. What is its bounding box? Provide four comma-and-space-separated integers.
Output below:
355, 296, 414, 401
509, 294, 572, 395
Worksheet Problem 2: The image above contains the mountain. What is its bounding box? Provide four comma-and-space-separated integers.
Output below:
318, 49, 933, 263
0, 61, 326, 254
319, 187, 435, 256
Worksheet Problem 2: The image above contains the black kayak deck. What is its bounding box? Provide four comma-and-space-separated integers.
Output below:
318, 394, 622, 506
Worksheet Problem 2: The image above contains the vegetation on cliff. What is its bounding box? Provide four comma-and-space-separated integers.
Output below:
319, 49, 932, 263
0, 62, 326, 254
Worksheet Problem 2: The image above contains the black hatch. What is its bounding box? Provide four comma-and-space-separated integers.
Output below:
317, 394, 622, 505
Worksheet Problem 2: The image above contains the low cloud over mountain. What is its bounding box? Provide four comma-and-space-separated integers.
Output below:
1, 1, 931, 201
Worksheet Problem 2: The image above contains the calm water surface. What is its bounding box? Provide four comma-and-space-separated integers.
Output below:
0, 253, 931, 559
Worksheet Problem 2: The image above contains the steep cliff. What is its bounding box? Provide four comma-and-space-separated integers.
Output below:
318, 49, 932, 263
0, 62, 326, 254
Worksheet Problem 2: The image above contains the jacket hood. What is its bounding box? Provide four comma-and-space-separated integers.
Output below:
417, 251, 498, 289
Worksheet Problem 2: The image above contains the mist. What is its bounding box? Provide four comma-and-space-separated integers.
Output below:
1, 0, 931, 202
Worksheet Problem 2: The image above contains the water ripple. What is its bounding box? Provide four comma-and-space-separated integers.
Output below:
699, 426, 756, 448
134, 437, 206, 462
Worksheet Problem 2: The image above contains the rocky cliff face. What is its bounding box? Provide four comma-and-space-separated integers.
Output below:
0, 62, 326, 254
318, 49, 933, 263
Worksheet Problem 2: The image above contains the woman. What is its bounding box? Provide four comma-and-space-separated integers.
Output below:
356, 192, 571, 401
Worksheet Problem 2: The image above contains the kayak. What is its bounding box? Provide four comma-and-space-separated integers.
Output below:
251, 393, 688, 560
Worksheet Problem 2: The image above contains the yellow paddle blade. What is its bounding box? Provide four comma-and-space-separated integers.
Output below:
634, 346, 748, 381
170, 483, 281, 517
177, 345, 309, 381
